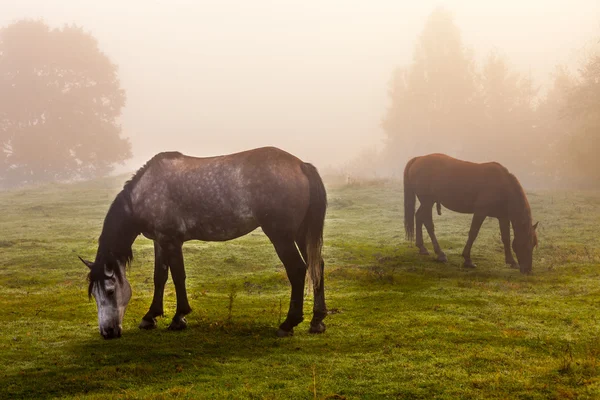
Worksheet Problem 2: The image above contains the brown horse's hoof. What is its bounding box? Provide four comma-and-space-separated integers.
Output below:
462, 262, 477, 269
309, 322, 326, 334
436, 253, 448, 263
277, 328, 294, 337
139, 318, 157, 330
168, 317, 187, 331
418, 248, 430, 256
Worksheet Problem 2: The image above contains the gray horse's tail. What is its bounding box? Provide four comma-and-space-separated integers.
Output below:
300, 163, 327, 289
404, 157, 417, 242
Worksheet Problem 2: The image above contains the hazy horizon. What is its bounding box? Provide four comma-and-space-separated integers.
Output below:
3, 0, 599, 173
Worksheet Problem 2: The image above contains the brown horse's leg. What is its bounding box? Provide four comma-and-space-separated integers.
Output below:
499, 218, 518, 268
297, 237, 326, 334
140, 241, 169, 329
415, 204, 429, 255
269, 237, 307, 337
462, 214, 486, 268
161, 241, 192, 330
421, 202, 447, 262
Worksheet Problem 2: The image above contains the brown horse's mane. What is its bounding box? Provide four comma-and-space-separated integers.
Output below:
506, 171, 533, 236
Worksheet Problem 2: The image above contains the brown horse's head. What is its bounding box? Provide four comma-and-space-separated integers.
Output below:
512, 222, 538, 273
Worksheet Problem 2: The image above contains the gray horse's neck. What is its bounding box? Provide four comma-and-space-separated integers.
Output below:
96, 191, 139, 266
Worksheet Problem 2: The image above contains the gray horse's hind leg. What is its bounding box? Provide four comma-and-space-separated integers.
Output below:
267, 235, 307, 337
297, 237, 326, 334
308, 259, 326, 334
140, 241, 169, 329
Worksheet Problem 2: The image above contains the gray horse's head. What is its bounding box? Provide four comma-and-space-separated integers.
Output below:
80, 256, 132, 339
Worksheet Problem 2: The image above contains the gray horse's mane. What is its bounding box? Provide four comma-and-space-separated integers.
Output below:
88, 152, 184, 297
123, 151, 183, 194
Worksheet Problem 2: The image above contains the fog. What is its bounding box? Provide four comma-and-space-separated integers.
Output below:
2, 0, 599, 174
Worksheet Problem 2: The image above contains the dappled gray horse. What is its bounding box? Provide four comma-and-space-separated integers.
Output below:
80, 147, 327, 339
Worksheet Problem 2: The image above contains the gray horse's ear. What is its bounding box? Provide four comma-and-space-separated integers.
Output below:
78, 256, 94, 269
533, 222, 539, 231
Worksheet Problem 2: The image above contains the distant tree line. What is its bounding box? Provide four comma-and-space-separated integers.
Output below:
382, 8, 600, 188
2, 13, 598, 189
0, 20, 130, 188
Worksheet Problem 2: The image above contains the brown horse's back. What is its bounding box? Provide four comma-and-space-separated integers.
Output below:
407, 153, 512, 216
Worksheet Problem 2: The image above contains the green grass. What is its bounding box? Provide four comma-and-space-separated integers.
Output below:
1, 177, 600, 399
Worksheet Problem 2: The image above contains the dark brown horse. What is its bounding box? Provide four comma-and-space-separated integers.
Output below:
404, 153, 537, 273
79, 147, 327, 339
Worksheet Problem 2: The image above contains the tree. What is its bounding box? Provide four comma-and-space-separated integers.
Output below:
563, 54, 600, 184
535, 66, 578, 186
472, 51, 539, 181
0, 20, 130, 188
382, 8, 480, 163
381, 9, 548, 185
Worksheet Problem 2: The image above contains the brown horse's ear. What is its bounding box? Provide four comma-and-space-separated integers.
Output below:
78, 256, 94, 269
533, 222, 539, 231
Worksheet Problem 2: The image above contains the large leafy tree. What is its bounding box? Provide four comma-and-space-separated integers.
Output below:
0, 20, 130, 187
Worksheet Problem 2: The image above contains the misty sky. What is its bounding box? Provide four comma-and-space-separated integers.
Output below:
2, 0, 599, 171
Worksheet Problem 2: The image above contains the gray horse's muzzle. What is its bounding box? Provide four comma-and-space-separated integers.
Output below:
100, 325, 122, 339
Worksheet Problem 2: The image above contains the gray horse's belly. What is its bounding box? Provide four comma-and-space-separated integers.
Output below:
138, 207, 260, 243
180, 213, 260, 242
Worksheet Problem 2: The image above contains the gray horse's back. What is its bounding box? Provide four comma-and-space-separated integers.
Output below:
130, 147, 310, 242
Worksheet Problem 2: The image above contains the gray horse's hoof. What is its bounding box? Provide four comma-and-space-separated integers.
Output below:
436, 253, 448, 263
139, 318, 157, 330
418, 248, 430, 256
168, 317, 187, 331
520, 267, 532, 275
462, 262, 477, 269
309, 322, 326, 334
277, 328, 294, 337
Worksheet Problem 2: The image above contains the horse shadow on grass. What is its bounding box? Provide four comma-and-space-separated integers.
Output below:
1, 316, 332, 399
329, 241, 535, 289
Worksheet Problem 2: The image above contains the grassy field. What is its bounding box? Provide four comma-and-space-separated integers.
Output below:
1, 177, 600, 399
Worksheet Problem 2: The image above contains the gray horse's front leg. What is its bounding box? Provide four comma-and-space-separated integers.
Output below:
140, 242, 169, 330
163, 242, 192, 330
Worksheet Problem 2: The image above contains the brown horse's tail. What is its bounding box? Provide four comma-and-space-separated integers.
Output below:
300, 163, 327, 289
404, 157, 417, 242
